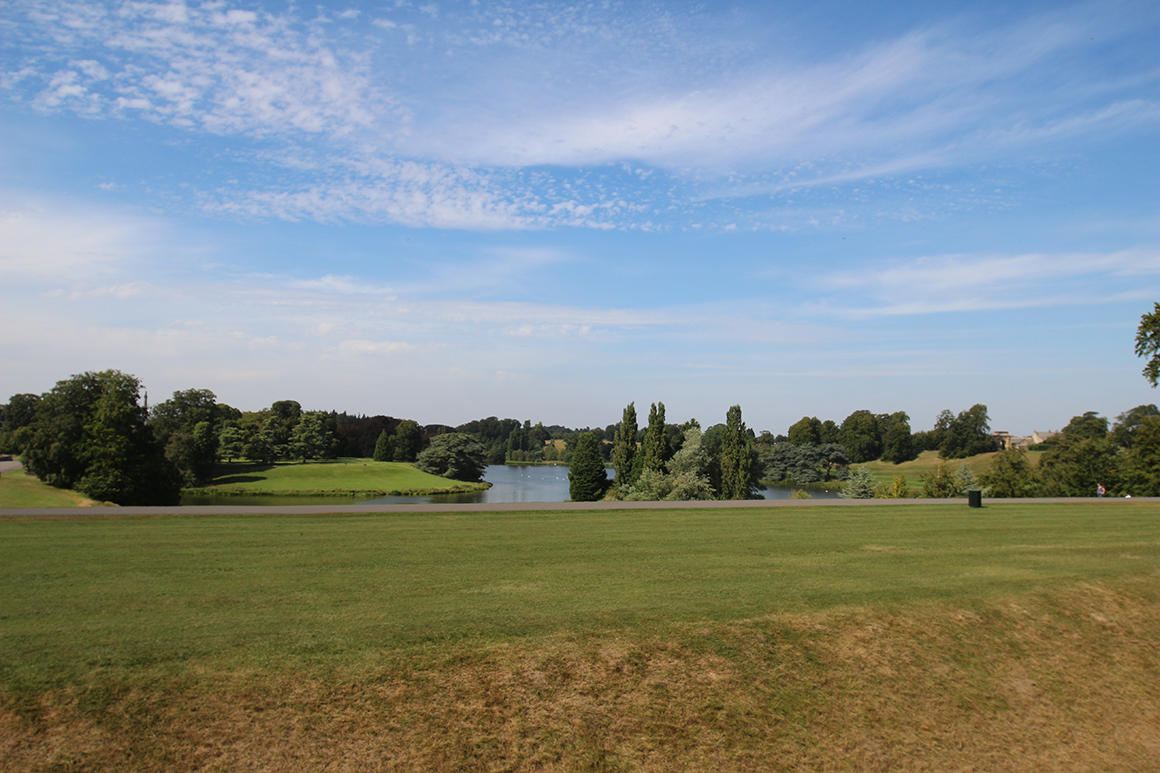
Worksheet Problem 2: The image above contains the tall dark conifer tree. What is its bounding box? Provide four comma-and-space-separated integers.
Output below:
612, 402, 639, 489
639, 401, 669, 473
719, 404, 755, 500
568, 431, 609, 501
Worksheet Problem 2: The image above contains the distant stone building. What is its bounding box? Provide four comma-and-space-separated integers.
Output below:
1031, 430, 1058, 446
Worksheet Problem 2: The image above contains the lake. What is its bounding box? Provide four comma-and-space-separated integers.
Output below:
181, 464, 843, 506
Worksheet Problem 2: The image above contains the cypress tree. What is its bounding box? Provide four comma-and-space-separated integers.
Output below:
612, 402, 639, 489
392, 419, 423, 462
372, 429, 393, 461
639, 401, 670, 473
719, 404, 755, 500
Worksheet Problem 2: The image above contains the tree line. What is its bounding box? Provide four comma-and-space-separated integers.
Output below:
4, 302, 1159, 508
0, 372, 494, 505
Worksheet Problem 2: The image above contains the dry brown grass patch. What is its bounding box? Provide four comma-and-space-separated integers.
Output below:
2, 579, 1158, 772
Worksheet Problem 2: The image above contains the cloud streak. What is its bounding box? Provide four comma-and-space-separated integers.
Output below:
5, 0, 1155, 229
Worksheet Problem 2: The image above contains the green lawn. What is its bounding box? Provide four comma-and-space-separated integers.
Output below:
1, 501, 1155, 687
1, 501, 1156, 771
0, 469, 99, 507
187, 457, 485, 496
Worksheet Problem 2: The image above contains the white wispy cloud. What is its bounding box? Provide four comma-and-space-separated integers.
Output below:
5, 0, 1155, 229
820, 248, 1160, 318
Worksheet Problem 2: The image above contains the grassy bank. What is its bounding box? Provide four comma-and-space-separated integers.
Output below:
186, 457, 489, 497
0, 501, 1157, 770
858, 449, 1044, 486
0, 469, 102, 507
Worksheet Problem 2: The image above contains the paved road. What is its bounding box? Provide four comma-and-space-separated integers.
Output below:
2, 497, 1154, 517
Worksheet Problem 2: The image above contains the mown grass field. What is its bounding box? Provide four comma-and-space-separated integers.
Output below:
188, 457, 484, 496
1, 501, 1157, 771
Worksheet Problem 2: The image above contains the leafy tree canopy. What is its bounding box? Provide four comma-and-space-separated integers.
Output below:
939, 404, 994, 459
414, 433, 487, 482
14, 370, 181, 505
787, 416, 822, 446
1136, 302, 1160, 387
978, 449, 1037, 498
1060, 411, 1109, 442
838, 410, 882, 463
880, 411, 915, 464
392, 419, 424, 462
1112, 404, 1160, 449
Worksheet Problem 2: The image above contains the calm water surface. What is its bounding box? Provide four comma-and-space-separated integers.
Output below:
181, 464, 842, 506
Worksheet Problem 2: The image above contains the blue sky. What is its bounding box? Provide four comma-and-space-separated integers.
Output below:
2, 0, 1158, 435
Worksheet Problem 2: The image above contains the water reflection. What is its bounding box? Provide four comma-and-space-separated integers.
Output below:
360, 464, 596, 505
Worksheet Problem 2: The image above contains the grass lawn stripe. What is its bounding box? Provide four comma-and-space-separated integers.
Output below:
0, 502, 1156, 686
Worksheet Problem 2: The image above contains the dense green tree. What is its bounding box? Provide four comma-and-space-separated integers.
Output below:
270, 400, 302, 421
618, 425, 714, 502
1037, 435, 1121, 497
819, 419, 840, 445
151, 388, 229, 485
289, 412, 333, 462
568, 432, 609, 501
917, 409, 955, 453
15, 370, 181, 505
719, 405, 757, 499
244, 418, 283, 464
414, 433, 487, 481
1119, 415, 1160, 495
162, 421, 218, 486
333, 415, 401, 458
1111, 404, 1160, 449
1060, 411, 1109, 441
612, 403, 639, 490
392, 419, 424, 462
151, 389, 219, 432
1136, 302, 1160, 387
838, 410, 882, 463
372, 430, 394, 462
638, 402, 670, 473
527, 422, 551, 447
939, 404, 994, 459
760, 443, 849, 484
787, 416, 822, 446
1, 393, 41, 451
978, 449, 1037, 498
217, 424, 245, 462
880, 411, 915, 464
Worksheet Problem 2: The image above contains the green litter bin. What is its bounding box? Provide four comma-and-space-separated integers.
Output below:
968, 489, 982, 508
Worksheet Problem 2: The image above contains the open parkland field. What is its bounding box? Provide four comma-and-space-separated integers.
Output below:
0, 497, 1158, 771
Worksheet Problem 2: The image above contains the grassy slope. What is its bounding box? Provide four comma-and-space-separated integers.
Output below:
0, 470, 100, 507
0, 501, 1157, 770
858, 448, 1044, 486
190, 457, 483, 495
